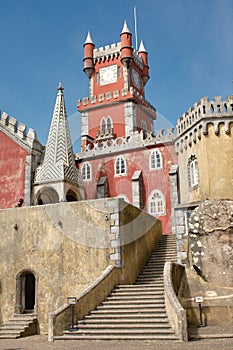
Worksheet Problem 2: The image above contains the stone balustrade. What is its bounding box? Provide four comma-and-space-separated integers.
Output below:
77, 128, 176, 159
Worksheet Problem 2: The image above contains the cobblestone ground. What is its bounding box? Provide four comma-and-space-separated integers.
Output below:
0, 336, 233, 350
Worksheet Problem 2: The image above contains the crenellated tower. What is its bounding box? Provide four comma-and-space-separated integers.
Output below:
78, 21, 155, 151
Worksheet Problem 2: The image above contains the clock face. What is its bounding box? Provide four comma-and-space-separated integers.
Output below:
131, 68, 141, 89
100, 65, 117, 86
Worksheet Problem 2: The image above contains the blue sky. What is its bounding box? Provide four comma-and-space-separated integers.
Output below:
0, 0, 232, 149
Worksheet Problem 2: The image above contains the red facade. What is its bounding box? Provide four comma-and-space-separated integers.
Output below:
0, 131, 29, 209
77, 23, 177, 234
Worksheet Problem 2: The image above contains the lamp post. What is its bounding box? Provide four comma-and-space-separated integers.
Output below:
67, 297, 77, 332
195, 296, 205, 327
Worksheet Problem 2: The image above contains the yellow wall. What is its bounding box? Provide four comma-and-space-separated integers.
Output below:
0, 198, 161, 334
178, 122, 233, 204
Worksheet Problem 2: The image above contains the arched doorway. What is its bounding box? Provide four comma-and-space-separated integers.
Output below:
66, 189, 78, 202
24, 273, 35, 311
15, 271, 36, 314
35, 187, 59, 205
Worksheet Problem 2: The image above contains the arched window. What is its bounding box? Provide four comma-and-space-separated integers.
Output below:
149, 190, 166, 216
101, 118, 106, 133
81, 162, 92, 181
141, 120, 147, 131
189, 155, 199, 188
107, 116, 112, 130
150, 149, 162, 170
115, 156, 127, 176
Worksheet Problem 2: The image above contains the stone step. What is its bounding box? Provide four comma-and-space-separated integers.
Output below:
63, 328, 175, 336
79, 317, 169, 323
59, 234, 178, 341
94, 308, 166, 314
91, 308, 166, 315
0, 333, 21, 339
116, 282, 164, 288
76, 323, 172, 329
106, 292, 164, 298
55, 334, 179, 340
0, 315, 38, 339
101, 299, 165, 306
110, 291, 164, 297
0, 325, 27, 330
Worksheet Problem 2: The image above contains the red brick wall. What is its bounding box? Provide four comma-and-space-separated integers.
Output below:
0, 131, 29, 208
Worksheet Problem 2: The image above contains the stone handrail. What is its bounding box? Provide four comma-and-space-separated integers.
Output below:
48, 265, 120, 341
164, 262, 188, 341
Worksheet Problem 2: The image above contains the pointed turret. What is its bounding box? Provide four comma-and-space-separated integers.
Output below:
120, 20, 133, 68
83, 31, 95, 78
33, 83, 84, 204
139, 40, 149, 85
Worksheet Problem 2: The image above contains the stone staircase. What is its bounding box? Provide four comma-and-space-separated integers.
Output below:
0, 314, 38, 339
55, 234, 179, 341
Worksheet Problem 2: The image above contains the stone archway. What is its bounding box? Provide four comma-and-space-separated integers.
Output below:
15, 270, 36, 314
66, 189, 78, 202
35, 187, 59, 205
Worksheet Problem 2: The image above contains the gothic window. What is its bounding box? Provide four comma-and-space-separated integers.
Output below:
117, 66, 121, 78
189, 155, 199, 188
81, 162, 92, 181
107, 116, 112, 130
150, 149, 162, 170
149, 190, 166, 216
115, 156, 127, 176
141, 120, 147, 131
96, 72, 99, 83
100, 118, 106, 133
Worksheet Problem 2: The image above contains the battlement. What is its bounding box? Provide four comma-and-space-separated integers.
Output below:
176, 95, 233, 136
93, 42, 143, 68
0, 110, 42, 151
78, 86, 156, 112
94, 42, 121, 61
76, 128, 176, 159
175, 95, 233, 154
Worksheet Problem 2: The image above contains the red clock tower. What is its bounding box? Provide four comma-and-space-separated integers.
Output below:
77, 22, 177, 235
78, 21, 156, 150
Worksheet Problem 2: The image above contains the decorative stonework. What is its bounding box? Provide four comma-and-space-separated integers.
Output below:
78, 86, 156, 112
33, 83, 85, 204
175, 95, 233, 153
34, 83, 83, 187
76, 128, 176, 160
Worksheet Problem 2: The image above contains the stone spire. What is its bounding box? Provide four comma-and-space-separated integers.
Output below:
34, 83, 84, 202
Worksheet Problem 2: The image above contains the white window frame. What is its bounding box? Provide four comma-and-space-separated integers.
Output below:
115, 156, 127, 177
149, 190, 166, 216
106, 116, 113, 129
81, 162, 92, 182
190, 158, 199, 187
149, 149, 163, 170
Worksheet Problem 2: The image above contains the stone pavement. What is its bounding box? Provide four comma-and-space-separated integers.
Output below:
0, 335, 233, 350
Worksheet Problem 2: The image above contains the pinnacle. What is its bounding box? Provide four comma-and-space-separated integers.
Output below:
139, 40, 147, 53
121, 20, 131, 34
84, 31, 94, 45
